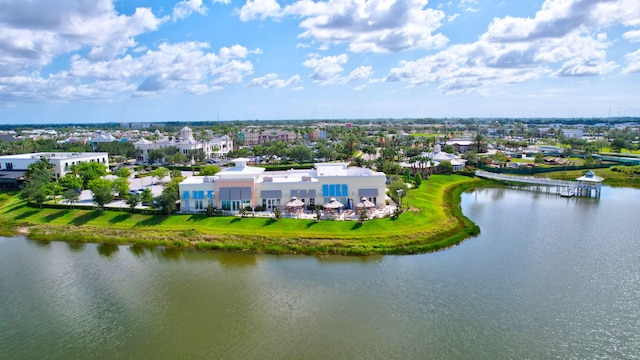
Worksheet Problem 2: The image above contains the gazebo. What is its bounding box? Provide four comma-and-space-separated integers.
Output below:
575, 170, 604, 197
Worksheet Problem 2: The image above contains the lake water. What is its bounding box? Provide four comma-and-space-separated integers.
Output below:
1, 186, 639, 359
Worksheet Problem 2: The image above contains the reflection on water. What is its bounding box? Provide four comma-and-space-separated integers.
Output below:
0, 186, 639, 359
97, 242, 119, 257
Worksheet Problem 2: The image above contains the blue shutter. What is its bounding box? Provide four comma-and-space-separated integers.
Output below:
183, 191, 189, 199
322, 184, 329, 197
342, 184, 348, 197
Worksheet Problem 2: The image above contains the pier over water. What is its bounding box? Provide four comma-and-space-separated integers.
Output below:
475, 170, 603, 197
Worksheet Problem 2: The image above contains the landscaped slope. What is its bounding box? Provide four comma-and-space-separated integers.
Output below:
0, 175, 483, 255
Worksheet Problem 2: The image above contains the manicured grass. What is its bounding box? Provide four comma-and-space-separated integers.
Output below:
0, 175, 484, 255
535, 166, 640, 187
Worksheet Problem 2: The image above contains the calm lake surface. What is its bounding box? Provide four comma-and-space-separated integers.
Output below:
1, 186, 639, 359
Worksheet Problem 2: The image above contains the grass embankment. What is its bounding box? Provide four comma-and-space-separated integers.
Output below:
0, 175, 485, 255
535, 166, 640, 188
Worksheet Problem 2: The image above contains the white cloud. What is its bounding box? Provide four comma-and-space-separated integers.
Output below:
0, 0, 166, 70
0, 41, 257, 102
384, 0, 628, 94
247, 73, 301, 88
347, 66, 372, 81
238, 0, 448, 53
623, 30, 640, 42
485, 0, 640, 42
237, 0, 282, 21
458, 0, 479, 13
172, 0, 208, 21
622, 49, 640, 74
302, 54, 348, 85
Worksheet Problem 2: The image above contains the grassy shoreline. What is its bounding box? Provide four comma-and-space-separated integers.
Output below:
0, 175, 487, 255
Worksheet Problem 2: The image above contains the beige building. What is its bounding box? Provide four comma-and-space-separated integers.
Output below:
179, 160, 387, 213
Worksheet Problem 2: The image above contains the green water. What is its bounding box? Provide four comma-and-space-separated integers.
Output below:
1, 186, 639, 359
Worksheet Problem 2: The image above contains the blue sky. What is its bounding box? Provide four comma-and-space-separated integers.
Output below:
1, 0, 639, 124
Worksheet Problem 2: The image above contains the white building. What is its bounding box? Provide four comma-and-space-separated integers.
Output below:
134, 126, 233, 163
179, 159, 387, 213
0, 152, 109, 178
421, 145, 467, 171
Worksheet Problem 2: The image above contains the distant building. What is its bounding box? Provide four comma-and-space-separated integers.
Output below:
238, 128, 300, 145
120, 122, 152, 129
0, 152, 109, 178
445, 140, 473, 153
421, 145, 467, 171
134, 126, 233, 163
562, 129, 584, 139
90, 133, 117, 143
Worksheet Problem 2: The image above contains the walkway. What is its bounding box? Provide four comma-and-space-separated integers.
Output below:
475, 170, 578, 196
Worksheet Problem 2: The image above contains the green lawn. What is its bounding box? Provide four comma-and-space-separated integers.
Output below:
535, 166, 640, 187
0, 175, 484, 255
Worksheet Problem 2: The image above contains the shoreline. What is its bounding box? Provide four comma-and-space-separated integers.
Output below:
0, 176, 488, 255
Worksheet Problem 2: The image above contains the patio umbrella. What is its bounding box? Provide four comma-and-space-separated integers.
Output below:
356, 197, 376, 208
285, 196, 305, 208
323, 197, 344, 209
285, 196, 305, 213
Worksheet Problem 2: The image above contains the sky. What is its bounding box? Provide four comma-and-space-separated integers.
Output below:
0, 0, 639, 125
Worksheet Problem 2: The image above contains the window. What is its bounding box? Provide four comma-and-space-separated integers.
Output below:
322, 184, 348, 197
195, 200, 203, 210
5, 163, 13, 170
262, 198, 280, 210
193, 191, 204, 199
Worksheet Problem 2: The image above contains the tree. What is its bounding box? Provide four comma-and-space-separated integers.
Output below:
115, 167, 131, 178
492, 152, 507, 163
25, 156, 54, 179
273, 206, 282, 220
62, 189, 80, 208
126, 193, 141, 213
75, 162, 107, 189
387, 178, 408, 206
59, 174, 83, 190
148, 149, 165, 164
358, 207, 369, 224
473, 133, 485, 153
610, 137, 627, 153
88, 178, 114, 210
140, 188, 154, 205
156, 176, 182, 214
584, 154, 595, 168
288, 145, 313, 163
47, 183, 63, 204
188, 149, 206, 164
381, 160, 401, 174
112, 178, 130, 199
414, 173, 422, 188
21, 168, 53, 208
199, 165, 221, 176
151, 166, 169, 184
438, 160, 454, 174
534, 152, 545, 164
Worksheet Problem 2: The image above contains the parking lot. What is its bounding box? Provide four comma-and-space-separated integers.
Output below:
74, 173, 171, 209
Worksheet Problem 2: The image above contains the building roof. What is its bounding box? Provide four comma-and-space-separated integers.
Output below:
576, 171, 604, 183
0, 152, 108, 161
